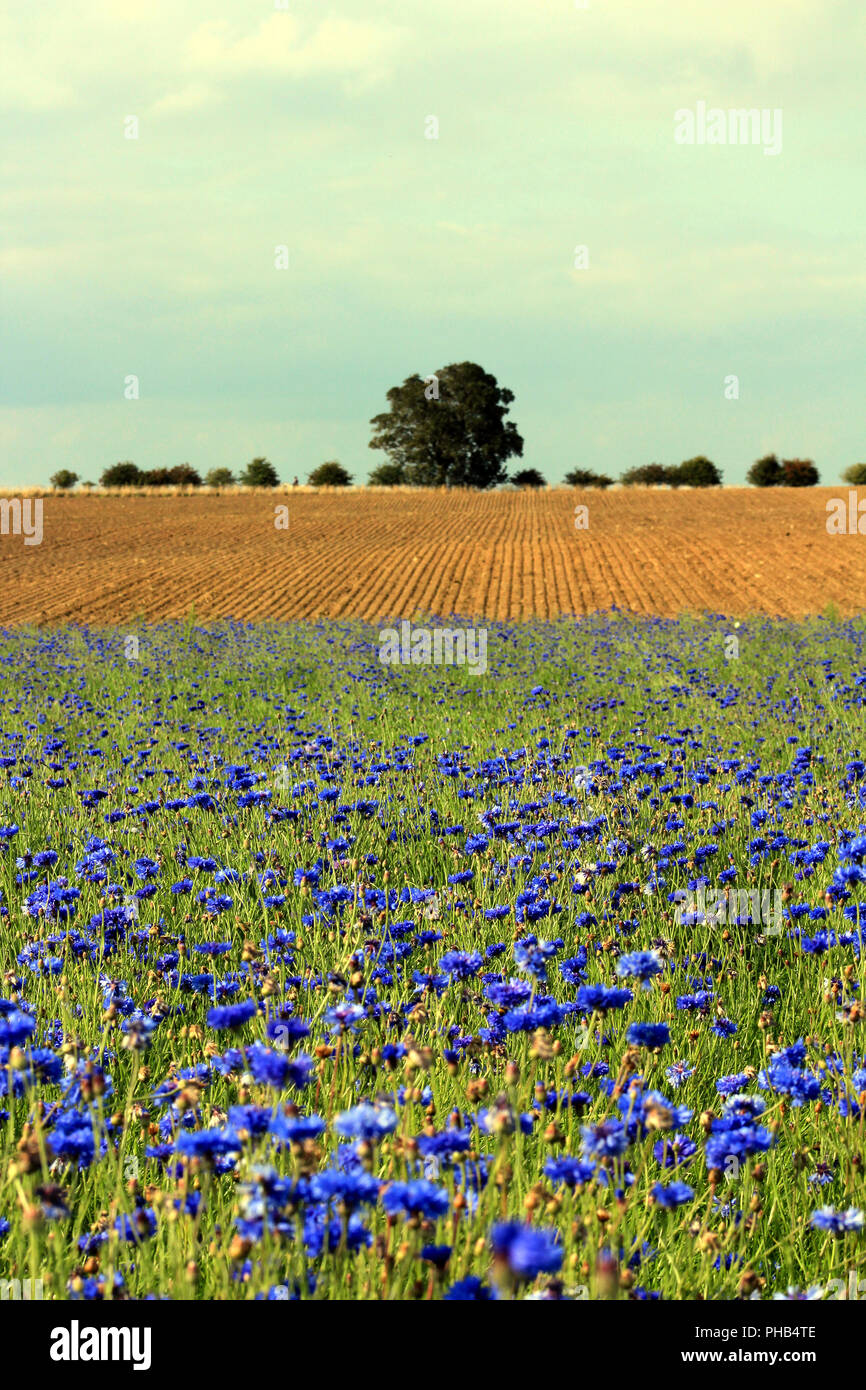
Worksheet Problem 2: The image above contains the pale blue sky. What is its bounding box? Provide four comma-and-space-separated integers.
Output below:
2, 0, 863, 486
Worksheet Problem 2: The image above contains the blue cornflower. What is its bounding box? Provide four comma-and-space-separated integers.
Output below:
513, 938, 559, 982
0, 1008, 36, 1048
485, 980, 532, 1008
576, 984, 633, 1013
705, 1123, 774, 1171
334, 1101, 398, 1143
311, 1169, 381, 1209
440, 950, 483, 980
491, 1223, 562, 1279
627, 1022, 670, 1049
716, 1073, 751, 1096
268, 1112, 327, 1145
581, 1117, 628, 1161
653, 1133, 697, 1168
711, 1017, 738, 1038
665, 1061, 694, 1088
809, 1206, 864, 1236
175, 1128, 243, 1160
381, 1180, 449, 1221
420, 1244, 452, 1269
206, 1000, 257, 1031
246, 1044, 312, 1091
651, 1181, 695, 1209
49, 1109, 97, 1168
444, 1276, 496, 1300
616, 950, 664, 988
544, 1156, 596, 1188
325, 1002, 367, 1034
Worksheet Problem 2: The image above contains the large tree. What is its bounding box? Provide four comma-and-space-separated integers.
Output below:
369, 362, 523, 488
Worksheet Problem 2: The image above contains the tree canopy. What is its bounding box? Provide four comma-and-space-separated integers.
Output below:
240, 457, 279, 487
308, 461, 352, 487
100, 461, 141, 487
676, 456, 722, 487
781, 458, 819, 487
50, 470, 78, 490
747, 454, 783, 487
511, 468, 545, 489
369, 362, 523, 489
620, 459, 721, 488
368, 461, 406, 487
620, 463, 670, 487
563, 469, 613, 489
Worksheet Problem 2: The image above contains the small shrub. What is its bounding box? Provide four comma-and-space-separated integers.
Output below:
747, 455, 783, 488
49, 470, 78, 491
308, 461, 353, 487
782, 458, 819, 487
368, 462, 406, 487
205, 468, 235, 487
563, 469, 613, 489
100, 462, 141, 487
620, 463, 671, 487
240, 457, 280, 488
168, 464, 201, 487
676, 456, 722, 488
511, 468, 546, 489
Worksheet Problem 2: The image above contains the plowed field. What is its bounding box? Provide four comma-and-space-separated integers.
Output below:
0, 488, 862, 623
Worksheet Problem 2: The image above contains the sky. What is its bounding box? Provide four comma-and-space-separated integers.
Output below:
2, 0, 864, 487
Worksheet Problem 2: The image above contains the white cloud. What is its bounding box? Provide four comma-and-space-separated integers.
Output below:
183, 14, 405, 80
150, 83, 216, 116
0, 12, 76, 111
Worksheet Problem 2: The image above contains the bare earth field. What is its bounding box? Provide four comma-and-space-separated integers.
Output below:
0, 488, 862, 624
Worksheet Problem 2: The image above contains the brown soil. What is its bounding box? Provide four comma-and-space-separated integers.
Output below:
0, 488, 861, 624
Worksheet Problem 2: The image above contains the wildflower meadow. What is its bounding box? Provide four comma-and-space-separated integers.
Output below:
1, 611, 865, 1309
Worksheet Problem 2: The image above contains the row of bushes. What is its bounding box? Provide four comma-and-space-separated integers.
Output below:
364, 459, 724, 489
49, 456, 865, 493
745, 456, 819, 487
515, 458, 725, 489
742, 456, 866, 488
523, 456, 836, 489
49, 460, 353, 490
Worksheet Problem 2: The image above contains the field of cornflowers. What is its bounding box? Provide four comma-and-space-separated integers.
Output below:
2, 611, 866, 1304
